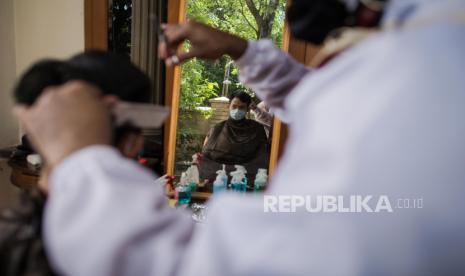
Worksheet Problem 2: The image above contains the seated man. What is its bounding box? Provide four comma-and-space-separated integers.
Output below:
0, 50, 153, 276
199, 91, 269, 188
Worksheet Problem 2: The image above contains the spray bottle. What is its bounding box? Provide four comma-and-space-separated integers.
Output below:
176, 172, 191, 205
237, 165, 248, 188
213, 170, 227, 193
230, 165, 247, 193
254, 168, 268, 192
185, 154, 200, 192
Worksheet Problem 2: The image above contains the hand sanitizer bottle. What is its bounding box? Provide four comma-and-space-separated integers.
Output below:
235, 165, 247, 186
213, 170, 227, 193
230, 165, 247, 193
186, 154, 200, 192
176, 172, 191, 205
254, 168, 268, 192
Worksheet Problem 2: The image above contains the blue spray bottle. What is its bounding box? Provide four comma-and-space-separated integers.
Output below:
230, 165, 247, 193
213, 170, 227, 193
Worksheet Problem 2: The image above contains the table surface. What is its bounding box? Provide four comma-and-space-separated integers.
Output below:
8, 156, 41, 175
2, 147, 215, 203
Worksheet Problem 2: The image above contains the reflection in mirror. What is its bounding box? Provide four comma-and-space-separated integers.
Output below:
174, 0, 286, 195
108, 0, 167, 176
108, 0, 132, 57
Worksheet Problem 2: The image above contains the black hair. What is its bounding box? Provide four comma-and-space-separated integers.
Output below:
229, 91, 252, 106
13, 50, 151, 146
13, 60, 69, 105
14, 50, 151, 105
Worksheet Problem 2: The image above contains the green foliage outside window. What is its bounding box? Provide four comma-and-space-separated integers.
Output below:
175, 0, 285, 168
180, 0, 286, 113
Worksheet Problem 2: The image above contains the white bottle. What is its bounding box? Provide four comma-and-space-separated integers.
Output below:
176, 172, 191, 205
179, 172, 188, 186
254, 168, 268, 192
213, 170, 227, 193
230, 166, 247, 193
234, 165, 247, 186
185, 154, 200, 191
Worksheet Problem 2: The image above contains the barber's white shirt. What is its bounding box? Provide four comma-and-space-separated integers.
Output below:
45, 1, 465, 275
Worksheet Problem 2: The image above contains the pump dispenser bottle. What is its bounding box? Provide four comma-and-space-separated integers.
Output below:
185, 154, 200, 192
230, 165, 247, 193
213, 170, 227, 193
254, 168, 268, 192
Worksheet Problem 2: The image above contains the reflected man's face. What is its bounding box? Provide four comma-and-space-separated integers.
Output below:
229, 97, 249, 112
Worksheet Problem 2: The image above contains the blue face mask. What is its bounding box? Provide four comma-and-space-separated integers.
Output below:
230, 108, 246, 120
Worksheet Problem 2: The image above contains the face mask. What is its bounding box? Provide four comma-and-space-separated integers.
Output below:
287, 0, 349, 45
230, 108, 246, 121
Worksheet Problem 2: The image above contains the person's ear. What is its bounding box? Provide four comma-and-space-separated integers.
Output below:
102, 95, 120, 108
118, 133, 144, 158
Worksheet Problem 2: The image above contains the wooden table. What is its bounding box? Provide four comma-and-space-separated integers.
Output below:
5, 151, 214, 201
8, 157, 40, 190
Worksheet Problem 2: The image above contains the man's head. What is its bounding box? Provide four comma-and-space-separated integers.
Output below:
14, 51, 150, 105
14, 50, 151, 158
287, 0, 388, 44
228, 91, 252, 121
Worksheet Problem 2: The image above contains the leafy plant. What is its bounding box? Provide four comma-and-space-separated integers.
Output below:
179, 0, 286, 114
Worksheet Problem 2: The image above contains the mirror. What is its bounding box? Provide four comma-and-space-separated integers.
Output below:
79, 0, 320, 211
87, 0, 292, 200
171, 0, 287, 194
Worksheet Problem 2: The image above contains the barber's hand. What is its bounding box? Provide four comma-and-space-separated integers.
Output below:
159, 20, 248, 66
14, 81, 112, 170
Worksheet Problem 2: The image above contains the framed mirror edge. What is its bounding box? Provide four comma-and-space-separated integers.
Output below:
84, 0, 108, 50
164, 0, 187, 177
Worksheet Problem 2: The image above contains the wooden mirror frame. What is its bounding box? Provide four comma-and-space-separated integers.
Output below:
84, 0, 108, 50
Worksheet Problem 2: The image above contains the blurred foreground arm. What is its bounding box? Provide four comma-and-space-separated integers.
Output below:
13, 80, 333, 276
45, 146, 194, 276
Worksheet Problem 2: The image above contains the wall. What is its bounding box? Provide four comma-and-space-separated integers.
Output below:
0, 0, 85, 203
0, 0, 85, 149
0, 0, 19, 148
14, 0, 85, 77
